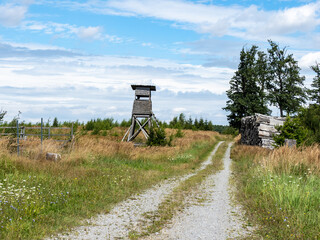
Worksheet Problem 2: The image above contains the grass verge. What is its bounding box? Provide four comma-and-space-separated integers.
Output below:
129, 141, 229, 239
0, 132, 222, 239
231, 144, 320, 239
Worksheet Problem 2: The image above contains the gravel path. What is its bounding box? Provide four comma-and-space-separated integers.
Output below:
49, 142, 223, 240
145, 142, 252, 240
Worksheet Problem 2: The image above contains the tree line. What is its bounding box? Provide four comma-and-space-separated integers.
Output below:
0, 114, 234, 136
224, 40, 320, 129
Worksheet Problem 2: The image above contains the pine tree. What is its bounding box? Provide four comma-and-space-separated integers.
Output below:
52, 117, 59, 127
178, 113, 186, 128
309, 62, 320, 104
266, 40, 306, 117
199, 118, 205, 130
224, 45, 270, 129
186, 117, 193, 129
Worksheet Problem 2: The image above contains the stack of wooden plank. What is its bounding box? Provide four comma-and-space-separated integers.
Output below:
240, 114, 285, 149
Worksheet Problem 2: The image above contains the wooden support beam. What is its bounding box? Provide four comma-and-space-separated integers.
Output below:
128, 117, 150, 141
121, 125, 132, 142
135, 118, 150, 139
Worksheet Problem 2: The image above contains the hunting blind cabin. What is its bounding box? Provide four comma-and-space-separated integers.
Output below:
122, 85, 160, 142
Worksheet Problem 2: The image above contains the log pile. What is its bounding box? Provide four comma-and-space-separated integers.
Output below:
240, 114, 286, 149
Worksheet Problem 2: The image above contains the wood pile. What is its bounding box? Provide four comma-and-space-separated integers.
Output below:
240, 114, 286, 149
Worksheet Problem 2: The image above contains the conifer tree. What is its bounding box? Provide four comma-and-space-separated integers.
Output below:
224, 45, 270, 129
52, 117, 59, 127
309, 62, 320, 104
266, 40, 306, 116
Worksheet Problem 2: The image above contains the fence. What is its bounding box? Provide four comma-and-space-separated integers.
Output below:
0, 118, 74, 156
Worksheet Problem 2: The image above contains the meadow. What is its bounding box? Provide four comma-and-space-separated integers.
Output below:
0, 127, 223, 239
231, 142, 320, 239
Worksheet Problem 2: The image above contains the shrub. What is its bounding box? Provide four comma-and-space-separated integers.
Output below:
175, 128, 184, 138
146, 127, 168, 146
274, 104, 320, 147
222, 126, 239, 136
299, 104, 320, 143
273, 116, 309, 147
85, 118, 117, 134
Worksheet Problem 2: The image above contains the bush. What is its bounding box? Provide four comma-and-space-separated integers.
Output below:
175, 128, 184, 138
85, 118, 117, 134
299, 104, 320, 143
273, 116, 309, 147
222, 126, 239, 136
146, 127, 168, 146
274, 104, 320, 147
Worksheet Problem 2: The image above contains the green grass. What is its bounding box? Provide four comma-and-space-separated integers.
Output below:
0, 139, 221, 239
231, 145, 320, 239
129, 141, 229, 239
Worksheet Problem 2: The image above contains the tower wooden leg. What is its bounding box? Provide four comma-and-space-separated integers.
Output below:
128, 116, 136, 141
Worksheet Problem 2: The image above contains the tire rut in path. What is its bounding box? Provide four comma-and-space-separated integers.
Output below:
145, 142, 252, 240
48, 142, 224, 240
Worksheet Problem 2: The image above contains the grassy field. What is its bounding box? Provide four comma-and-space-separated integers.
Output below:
0, 128, 224, 239
231, 142, 320, 239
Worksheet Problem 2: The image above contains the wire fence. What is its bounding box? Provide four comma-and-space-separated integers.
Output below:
0, 118, 74, 156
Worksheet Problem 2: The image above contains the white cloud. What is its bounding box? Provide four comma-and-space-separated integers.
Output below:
0, 3, 28, 27
0, 42, 232, 123
300, 51, 320, 69
67, 0, 320, 41
173, 107, 186, 112
0, 41, 234, 92
21, 21, 122, 42
74, 26, 103, 40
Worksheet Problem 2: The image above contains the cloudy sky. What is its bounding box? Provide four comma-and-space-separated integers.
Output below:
0, 0, 319, 125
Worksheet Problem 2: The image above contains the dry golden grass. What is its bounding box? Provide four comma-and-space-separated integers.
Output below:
232, 143, 320, 175
261, 145, 320, 175
68, 129, 219, 161
0, 128, 220, 170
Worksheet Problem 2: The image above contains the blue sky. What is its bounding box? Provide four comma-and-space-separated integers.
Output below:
0, 0, 319, 125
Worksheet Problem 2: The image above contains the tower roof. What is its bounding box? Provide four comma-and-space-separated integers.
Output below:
131, 85, 156, 91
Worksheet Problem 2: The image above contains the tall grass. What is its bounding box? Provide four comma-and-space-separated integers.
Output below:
0, 128, 222, 239
232, 144, 320, 239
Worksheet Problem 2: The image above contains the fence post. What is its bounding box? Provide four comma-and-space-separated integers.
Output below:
16, 120, 20, 156
48, 126, 51, 139
71, 123, 74, 140
41, 118, 43, 151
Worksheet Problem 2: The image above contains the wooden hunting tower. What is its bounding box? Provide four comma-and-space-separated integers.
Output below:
122, 85, 159, 142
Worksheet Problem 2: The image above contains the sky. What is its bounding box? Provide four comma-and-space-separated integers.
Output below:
0, 0, 319, 125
